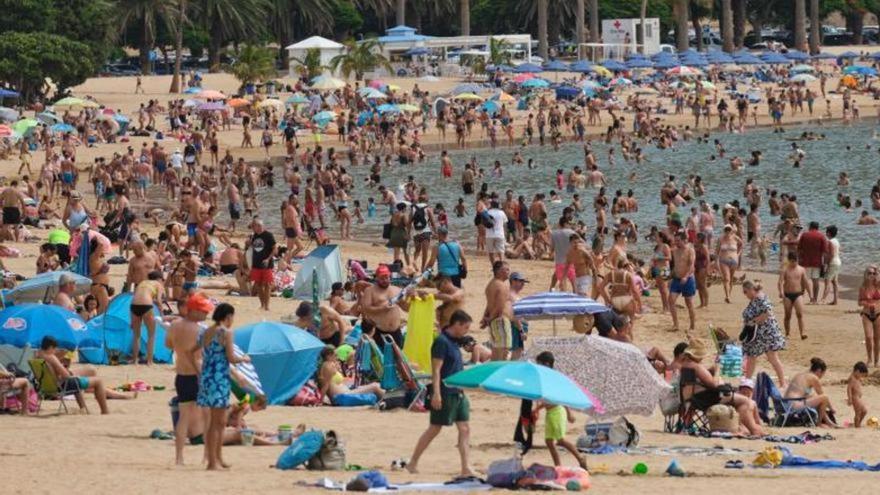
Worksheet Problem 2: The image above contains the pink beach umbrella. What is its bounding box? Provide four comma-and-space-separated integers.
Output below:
368, 80, 386, 89
513, 73, 536, 83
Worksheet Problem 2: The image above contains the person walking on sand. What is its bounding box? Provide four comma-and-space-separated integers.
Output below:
165, 294, 210, 466
797, 221, 828, 304
246, 219, 276, 311
533, 351, 588, 470
198, 302, 250, 471
407, 310, 475, 478
135, 75, 144, 94
778, 252, 810, 340
669, 232, 696, 333
482, 261, 513, 361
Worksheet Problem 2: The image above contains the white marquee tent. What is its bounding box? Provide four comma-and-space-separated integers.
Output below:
286, 36, 345, 78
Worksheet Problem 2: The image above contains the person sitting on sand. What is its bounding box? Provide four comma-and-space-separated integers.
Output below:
317, 346, 384, 405
784, 357, 838, 428
0, 363, 33, 415
294, 301, 351, 347
679, 338, 764, 436
35, 336, 137, 414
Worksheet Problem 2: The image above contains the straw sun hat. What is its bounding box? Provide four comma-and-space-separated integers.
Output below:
683, 338, 709, 361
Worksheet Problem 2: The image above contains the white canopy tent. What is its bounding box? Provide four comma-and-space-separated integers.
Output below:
286, 36, 345, 78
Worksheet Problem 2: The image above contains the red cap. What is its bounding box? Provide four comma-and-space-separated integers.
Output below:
375, 264, 391, 277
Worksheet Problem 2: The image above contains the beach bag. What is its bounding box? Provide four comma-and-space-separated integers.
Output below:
480, 210, 495, 229
659, 387, 681, 416
608, 417, 640, 448
307, 430, 346, 470
739, 324, 757, 345
289, 380, 323, 406
276, 429, 324, 470
707, 404, 739, 432
487, 456, 524, 488
332, 393, 378, 407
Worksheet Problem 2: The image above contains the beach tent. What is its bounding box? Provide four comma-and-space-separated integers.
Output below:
292, 245, 344, 300
286, 36, 345, 78
78, 293, 172, 364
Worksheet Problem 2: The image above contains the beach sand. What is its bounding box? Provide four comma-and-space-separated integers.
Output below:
2, 69, 880, 493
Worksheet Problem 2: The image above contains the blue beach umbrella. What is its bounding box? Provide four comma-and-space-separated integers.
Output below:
838, 51, 859, 59
0, 107, 18, 122
514, 63, 543, 73
0, 304, 86, 350
600, 59, 627, 72
569, 60, 595, 73
376, 103, 400, 113
100, 293, 172, 363
521, 78, 550, 88
0, 88, 19, 98
6, 271, 91, 305
451, 83, 483, 95
51, 123, 76, 134
812, 52, 837, 60
286, 93, 310, 105
844, 65, 877, 76
445, 361, 594, 410
542, 60, 570, 72
784, 50, 810, 61
513, 291, 609, 319
555, 86, 580, 100
405, 47, 430, 56
234, 321, 324, 405
626, 58, 654, 69
481, 100, 500, 116
312, 110, 336, 125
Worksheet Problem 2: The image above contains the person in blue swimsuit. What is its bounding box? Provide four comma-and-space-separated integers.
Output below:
197, 300, 250, 470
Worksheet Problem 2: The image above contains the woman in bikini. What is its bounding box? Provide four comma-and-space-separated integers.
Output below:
89, 237, 111, 313
715, 224, 742, 303
858, 265, 880, 367
598, 258, 639, 323
317, 346, 384, 405
651, 232, 672, 312
784, 358, 838, 427
130, 271, 164, 365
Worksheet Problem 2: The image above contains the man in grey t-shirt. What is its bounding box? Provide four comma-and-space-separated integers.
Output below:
550, 217, 576, 291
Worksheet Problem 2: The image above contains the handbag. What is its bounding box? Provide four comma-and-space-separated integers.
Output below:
739, 324, 757, 345
441, 242, 467, 279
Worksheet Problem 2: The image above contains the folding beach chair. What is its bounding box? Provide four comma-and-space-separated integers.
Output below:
28, 359, 88, 414
754, 372, 817, 427
676, 368, 710, 435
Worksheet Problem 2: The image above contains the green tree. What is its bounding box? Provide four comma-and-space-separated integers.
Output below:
488, 37, 512, 65
170, 0, 188, 93
201, 0, 272, 72
333, 0, 364, 38
0, 0, 57, 33
54, 1, 116, 67
291, 48, 328, 80
270, 0, 335, 70
329, 39, 393, 81
115, 0, 177, 75
227, 44, 277, 88
0, 32, 94, 101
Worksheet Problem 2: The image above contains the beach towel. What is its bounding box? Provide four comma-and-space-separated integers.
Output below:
403, 294, 435, 372
332, 393, 378, 407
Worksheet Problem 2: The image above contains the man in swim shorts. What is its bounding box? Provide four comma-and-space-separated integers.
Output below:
669, 232, 697, 332
0, 181, 25, 242
483, 261, 513, 361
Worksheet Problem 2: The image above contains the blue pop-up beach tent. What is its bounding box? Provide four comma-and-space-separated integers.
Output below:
78, 293, 172, 364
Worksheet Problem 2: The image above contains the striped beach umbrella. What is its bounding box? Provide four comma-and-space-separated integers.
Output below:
513, 291, 608, 319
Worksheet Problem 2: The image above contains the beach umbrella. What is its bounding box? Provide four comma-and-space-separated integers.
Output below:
555, 86, 581, 100
286, 93, 310, 105
444, 361, 594, 410
784, 50, 810, 61
451, 83, 483, 94
493, 91, 516, 103
405, 47, 430, 56
35, 111, 60, 125
376, 103, 400, 114
256, 99, 284, 111
609, 77, 633, 87
626, 58, 654, 69
592, 65, 612, 77
481, 100, 500, 116
521, 78, 550, 88
514, 63, 543, 73
361, 88, 388, 99
790, 73, 817, 83
513, 292, 609, 320
841, 74, 858, 88
0, 88, 19, 98
760, 52, 789, 65
312, 110, 336, 124
525, 335, 672, 417
580, 80, 602, 90
182, 87, 202, 94
234, 321, 324, 405
812, 52, 837, 60
182, 99, 200, 108
5, 271, 91, 306
397, 103, 420, 113
94, 293, 172, 364
790, 64, 814, 73
487, 64, 515, 73
227, 97, 251, 107
666, 65, 702, 77
196, 89, 226, 100
0, 124, 11, 137
542, 60, 570, 72
843, 65, 877, 76
870, 52, 880, 60
50, 123, 76, 134
734, 54, 763, 65
599, 59, 627, 72
0, 107, 18, 122
0, 304, 86, 351
232, 343, 265, 398
512, 73, 536, 83
452, 92, 483, 101
312, 77, 346, 90
386, 84, 401, 92
197, 101, 226, 112
681, 57, 709, 67
569, 60, 595, 73
11, 118, 38, 136
52, 96, 86, 109
839, 51, 859, 59
367, 79, 386, 89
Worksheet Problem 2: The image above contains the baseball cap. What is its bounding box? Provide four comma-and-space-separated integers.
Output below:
510, 272, 529, 283
739, 378, 755, 390
186, 293, 215, 315
375, 265, 391, 277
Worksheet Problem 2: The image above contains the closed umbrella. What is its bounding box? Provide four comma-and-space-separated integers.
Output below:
234, 321, 324, 405
525, 335, 672, 417
444, 361, 595, 410
0, 304, 86, 351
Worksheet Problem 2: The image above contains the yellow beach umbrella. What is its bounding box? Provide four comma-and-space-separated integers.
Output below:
496, 92, 515, 103
593, 66, 612, 78
453, 92, 483, 101
256, 99, 284, 110
398, 103, 420, 113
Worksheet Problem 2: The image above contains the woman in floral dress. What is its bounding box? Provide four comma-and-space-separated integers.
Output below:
198, 302, 249, 470
741, 280, 786, 387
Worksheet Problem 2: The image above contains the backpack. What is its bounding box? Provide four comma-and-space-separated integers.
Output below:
306, 430, 346, 470
412, 204, 428, 230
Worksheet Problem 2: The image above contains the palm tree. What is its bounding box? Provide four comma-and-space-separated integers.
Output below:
270, 0, 334, 70
794, 0, 806, 51
808, 0, 820, 54
588, 0, 599, 42
638, 0, 647, 53
733, 0, 746, 49
115, 0, 176, 75
202, 0, 272, 72
537, 0, 549, 59
227, 44, 277, 89
396, 0, 406, 25
329, 39, 393, 81
460, 0, 470, 36
488, 37, 512, 65
721, 0, 734, 53
290, 48, 327, 80
575, 0, 585, 45
169, 0, 187, 93
673, 0, 689, 52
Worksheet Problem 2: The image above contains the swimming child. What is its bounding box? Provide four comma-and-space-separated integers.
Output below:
847, 361, 869, 428
533, 351, 587, 470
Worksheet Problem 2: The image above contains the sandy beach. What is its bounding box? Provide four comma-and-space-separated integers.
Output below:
3, 68, 880, 494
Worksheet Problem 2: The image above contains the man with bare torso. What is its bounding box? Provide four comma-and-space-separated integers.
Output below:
482, 261, 513, 361
778, 251, 810, 340
669, 231, 696, 332
126, 241, 159, 291
1, 181, 25, 241
282, 195, 304, 261
435, 274, 465, 328
565, 234, 597, 297
360, 264, 410, 350
165, 294, 212, 465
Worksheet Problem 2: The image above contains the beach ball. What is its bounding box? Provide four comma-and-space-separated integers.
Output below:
565, 480, 581, 491
633, 462, 648, 474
